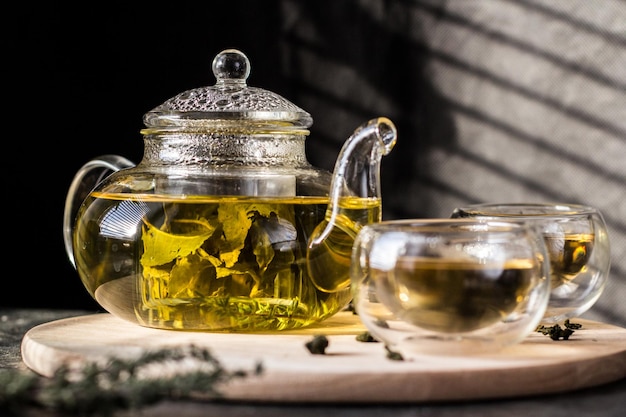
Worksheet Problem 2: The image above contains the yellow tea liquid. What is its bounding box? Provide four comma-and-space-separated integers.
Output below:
544, 233, 594, 288
73, 193, 380, 331
371, 257, 537, 333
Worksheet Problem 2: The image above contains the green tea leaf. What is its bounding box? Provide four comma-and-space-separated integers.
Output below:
217, 203, 255, 267
141, 219, 215, 267
169, 254, 214, 298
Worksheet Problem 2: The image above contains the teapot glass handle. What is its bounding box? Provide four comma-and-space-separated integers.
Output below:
63, 155, 135, 268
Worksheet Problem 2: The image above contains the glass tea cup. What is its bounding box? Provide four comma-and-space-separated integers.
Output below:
350, 219, 551, 356
451, 203, 611, 324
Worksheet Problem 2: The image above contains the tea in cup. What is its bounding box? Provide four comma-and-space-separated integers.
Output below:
350, 219, 551, 356
451, 203, 611, 323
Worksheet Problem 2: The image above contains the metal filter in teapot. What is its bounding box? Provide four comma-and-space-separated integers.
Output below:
63, 49, 397, 331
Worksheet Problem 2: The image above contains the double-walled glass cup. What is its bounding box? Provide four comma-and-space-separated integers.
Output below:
451, 203, 611, 323
350, 219, 551, 356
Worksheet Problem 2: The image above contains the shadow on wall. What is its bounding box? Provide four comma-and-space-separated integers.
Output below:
276, 0, 626, 327
276, 0, 458, 218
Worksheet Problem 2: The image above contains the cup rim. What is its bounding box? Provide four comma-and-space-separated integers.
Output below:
363, 218, 532, 234
451, 202, 598, 218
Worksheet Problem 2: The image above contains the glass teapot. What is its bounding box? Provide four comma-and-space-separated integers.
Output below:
63, 49, 397, 332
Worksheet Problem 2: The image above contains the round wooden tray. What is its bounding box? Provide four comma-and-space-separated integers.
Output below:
21, 312, 626, 403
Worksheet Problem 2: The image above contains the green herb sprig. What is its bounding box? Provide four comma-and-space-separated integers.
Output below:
0, 345, 259, 416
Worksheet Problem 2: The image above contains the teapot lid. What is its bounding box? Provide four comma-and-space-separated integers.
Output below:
142, 49, 312, 133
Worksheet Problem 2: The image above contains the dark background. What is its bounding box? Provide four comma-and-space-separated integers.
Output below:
7, 2, 283, 311
6, 1, 439, 311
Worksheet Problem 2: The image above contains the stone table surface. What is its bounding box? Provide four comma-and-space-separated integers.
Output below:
1, 308, 625, 417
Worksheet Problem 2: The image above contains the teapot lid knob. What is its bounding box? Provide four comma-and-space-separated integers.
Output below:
212, 49, 251, 88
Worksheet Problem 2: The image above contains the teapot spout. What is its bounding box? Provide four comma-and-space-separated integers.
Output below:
307, 117, 397, 293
